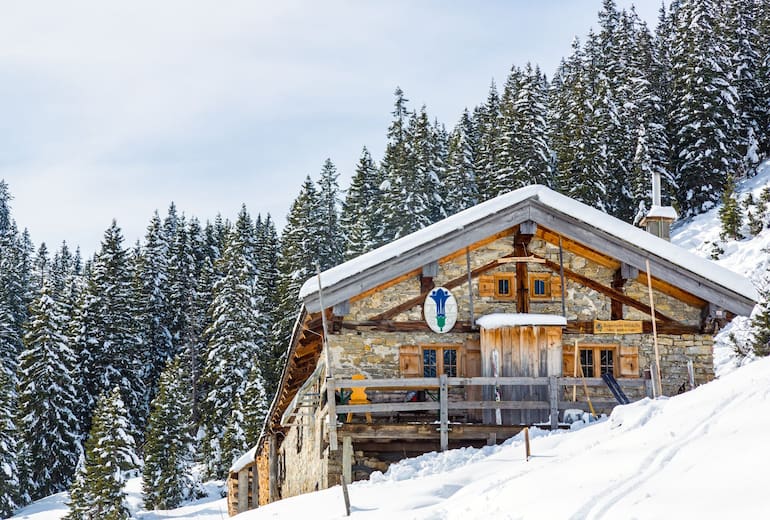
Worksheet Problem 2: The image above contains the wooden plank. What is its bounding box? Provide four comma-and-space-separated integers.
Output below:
340, 320, 477, 333
549, 376, 559, 429
338, 422, 525, 441
333, 376, 551, 388
336, 402, 440, 413
446, 401, 550, 410
342, 436, 353, 486
564, 320, 700, 335
439, 374, 449, 451
558, 377, 647, 388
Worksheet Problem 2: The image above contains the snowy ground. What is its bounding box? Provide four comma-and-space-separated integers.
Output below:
11, 161, 770, 520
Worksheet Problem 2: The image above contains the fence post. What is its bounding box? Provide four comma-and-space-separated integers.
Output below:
439, 374, 448, 451
549, 376, 559, 430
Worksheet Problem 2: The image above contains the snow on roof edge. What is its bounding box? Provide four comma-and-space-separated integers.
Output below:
300, 185, 758, 306
230, 445, 257, 473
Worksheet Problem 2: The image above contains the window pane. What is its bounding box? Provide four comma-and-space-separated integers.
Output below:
534, 279, 546, 295
498, 279, 509, 295
600, 349, 614, 376
423, 349, 437, 377
443, 349, 457, 377
580, 349, 594, 377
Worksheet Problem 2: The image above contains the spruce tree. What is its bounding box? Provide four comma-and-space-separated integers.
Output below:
17, 280, 81, 499
221, 394, 247, 473
719, 175, 744, 240
0, 370, 19, 518
142, 357, 198, 510
316, 159, 345, 269
242, 364, 268, 445
671, 0, 741, 216
200, 207, 261, 479
341, 147, 382, 259
474, 81, 503, 200
379, 87, 413, 242
66, 387, 139, 520
443, 110, 479, 215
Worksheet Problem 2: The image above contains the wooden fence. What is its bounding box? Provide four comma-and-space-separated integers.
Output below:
325, 375, 651, 451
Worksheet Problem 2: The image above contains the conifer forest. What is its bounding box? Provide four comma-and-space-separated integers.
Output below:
2, 0, 770, 516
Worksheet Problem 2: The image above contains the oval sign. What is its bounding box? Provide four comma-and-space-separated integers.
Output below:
424, 286, 458, 333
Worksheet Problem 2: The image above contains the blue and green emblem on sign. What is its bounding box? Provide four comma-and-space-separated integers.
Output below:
424, 286, 458, 333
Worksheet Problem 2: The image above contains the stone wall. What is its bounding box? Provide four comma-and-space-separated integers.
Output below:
277, 402, 330, 499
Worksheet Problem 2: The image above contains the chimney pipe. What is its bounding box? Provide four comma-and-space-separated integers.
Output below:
652, 171, 661, 207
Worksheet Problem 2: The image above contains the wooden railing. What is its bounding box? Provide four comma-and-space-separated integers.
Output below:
324, 375, 650, 451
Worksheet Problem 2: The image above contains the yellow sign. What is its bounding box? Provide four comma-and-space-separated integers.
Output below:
593, 320, 643, 334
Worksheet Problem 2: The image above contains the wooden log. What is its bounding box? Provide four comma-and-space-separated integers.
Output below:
342, 436, 353, 487
549, 376, 559, 429
268, 434, 278, 503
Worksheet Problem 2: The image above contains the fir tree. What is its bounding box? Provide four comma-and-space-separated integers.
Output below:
66, 387, 139, 520
341, 147, 382, 259
242, 364, 268, 445
744, 192, 764, 236
474, 81, 502, 200
17, 281, 81, 499
379, 87, 413, 242
443, 110, 479, 215
200, 207, 261, 479
316, 159, 345, 269
0, 370, 19, 517
142, 357, 199, 510
719, 175, 744, 240
221, 394, 247, 473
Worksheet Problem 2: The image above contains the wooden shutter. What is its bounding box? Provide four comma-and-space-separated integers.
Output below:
478, 275, 495, 297
399, 345, 421, 377
619, 346, 639, 378
551, 275, 563, 299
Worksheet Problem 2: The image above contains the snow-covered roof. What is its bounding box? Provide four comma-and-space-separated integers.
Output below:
476, 313, 567, 329
299, 185, 757, 316
642, 205, 678, 222
229, 445, 257, 474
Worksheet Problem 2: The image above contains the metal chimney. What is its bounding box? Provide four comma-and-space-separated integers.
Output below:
640, 171, 677, 241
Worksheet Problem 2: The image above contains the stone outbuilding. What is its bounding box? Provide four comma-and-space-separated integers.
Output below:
230, 184, 757, 514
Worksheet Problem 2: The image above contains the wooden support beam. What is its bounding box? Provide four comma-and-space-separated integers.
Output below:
535, 255, 676, 322
564, 320, 699, 335
611, 268, 627, 320
268, 434, 278, 503
439, 374, 449, 451
326, 378, 338, 451
341, 320, 476, 333
238, 469, 249, 513
515, 231, 533, 314
342, 436, 353, 486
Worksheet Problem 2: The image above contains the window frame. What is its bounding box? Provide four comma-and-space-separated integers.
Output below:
493, 273, 516, 300
575, 344, 619, 378
528, 272, 552, 300
420, 344, 463, 377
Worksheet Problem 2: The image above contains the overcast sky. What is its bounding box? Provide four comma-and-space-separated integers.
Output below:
0, 0, 660, 257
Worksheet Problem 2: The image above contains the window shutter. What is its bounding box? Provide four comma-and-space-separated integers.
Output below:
619, 346, 639, 377
399, 345, 421, 378
478, 275, 495, 297
551, 275, 563, 299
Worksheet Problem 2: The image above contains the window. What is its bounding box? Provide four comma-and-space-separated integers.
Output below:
569, 345, 617, 377
422, 347, 458, 377
529, 273, 551, 300
493, 273, 516, 300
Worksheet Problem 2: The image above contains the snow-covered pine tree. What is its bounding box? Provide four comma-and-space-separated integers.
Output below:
242, 363, 268, 445
496, 65, 524, 194
316, 159, 345, 269
671, 0, 742, 216
0, 369, 19, 518
273, 177, 321, 370
550, 37, 608, 211
379, 87, 413, 242
135, 212, 173, 404
66, 387, 139, 520
341, 147, 382, 259
17, 280, 81, 499
723, 0, 763, 172
200, 206, 261, 479
744, 192, 763, 236
142, 357, 199, 510
719, 175, 744, 240
755, 0, 770, 157
510, 63, 552, 190
80, 221, 146, 431
403, 106, 444, 229
474, 81, 502, 200
443, 109, 480, 215
221, 394, 248, 473
254, 215, 282, 399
